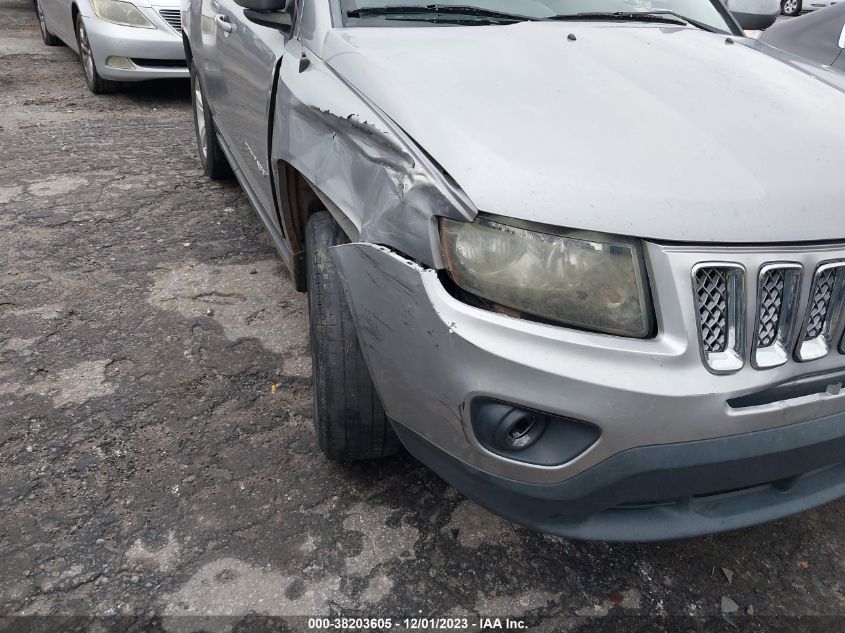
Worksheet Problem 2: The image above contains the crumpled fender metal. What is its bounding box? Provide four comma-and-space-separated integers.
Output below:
271, 39, 477, 268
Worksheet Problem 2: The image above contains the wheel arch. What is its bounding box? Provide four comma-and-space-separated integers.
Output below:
268, 47, 475, 290
69, 3, 83, 53
182, 32, 193, 67
275, 160, 327, 292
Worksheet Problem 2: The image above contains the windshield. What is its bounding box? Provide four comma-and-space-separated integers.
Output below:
338, 0, 737, 33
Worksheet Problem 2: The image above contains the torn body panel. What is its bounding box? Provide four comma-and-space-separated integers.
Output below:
271, 38, 476, 268
332, 241, 845, 486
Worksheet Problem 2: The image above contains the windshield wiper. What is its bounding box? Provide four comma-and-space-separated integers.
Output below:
548, 11, 720, 32
346, 4, 538, 23
346, 5, 724, 32
630, 10, 722, 32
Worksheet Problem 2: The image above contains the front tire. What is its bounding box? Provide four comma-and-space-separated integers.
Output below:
36, 0, 61, 46
75, 15, 118, 94
781, 0, 801, 15
190, 61, 231, 179
305, 211, 400, 461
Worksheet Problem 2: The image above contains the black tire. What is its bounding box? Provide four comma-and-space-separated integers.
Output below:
75, 14, 119, 94
36, 0, 61, 46
305, 211, 400, 461
781, 0, 801, 15
190, 61, 232, 180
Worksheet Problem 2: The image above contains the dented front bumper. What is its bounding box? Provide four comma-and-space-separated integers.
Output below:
332, 242, 845, 540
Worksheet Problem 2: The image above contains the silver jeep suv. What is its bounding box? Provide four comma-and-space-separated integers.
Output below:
184, 0, 845, 540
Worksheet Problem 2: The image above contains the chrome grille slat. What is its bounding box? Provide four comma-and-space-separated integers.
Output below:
805, 268, 835, 340
692, 259, 845, 372
158, 8, 181, 31
795, 263, 845, 362
752, 263, 802, 369
693, 264, 745, 374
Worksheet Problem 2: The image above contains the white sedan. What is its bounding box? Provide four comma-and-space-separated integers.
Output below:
35, 0, 188, 93
781, 0, 841, 17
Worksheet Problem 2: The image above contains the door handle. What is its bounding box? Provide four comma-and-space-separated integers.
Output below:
215, 14, 233, 33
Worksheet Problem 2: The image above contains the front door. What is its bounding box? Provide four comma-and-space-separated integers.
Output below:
207, 0, 288, 227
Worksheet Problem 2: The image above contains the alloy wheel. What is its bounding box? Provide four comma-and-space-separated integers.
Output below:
77, 20, 95, 83
783, 0, 798, 14
36, 1, 48, 39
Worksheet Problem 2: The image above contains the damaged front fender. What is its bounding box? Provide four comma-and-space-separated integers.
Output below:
271, 38, 477, 268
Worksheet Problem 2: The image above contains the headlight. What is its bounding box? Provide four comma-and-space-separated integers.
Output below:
439, 217, 652, 337
90, 0, 155, 28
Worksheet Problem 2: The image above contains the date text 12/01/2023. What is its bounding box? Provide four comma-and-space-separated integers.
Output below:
306, 618, 528, 630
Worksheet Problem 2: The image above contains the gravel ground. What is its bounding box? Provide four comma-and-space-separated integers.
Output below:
0, 1, 843, 630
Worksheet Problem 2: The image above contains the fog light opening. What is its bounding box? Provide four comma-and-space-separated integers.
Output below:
509, 415, 536, 441
494, 411, 546, 452
105, 56, 134, 70
471, 398, 601, 466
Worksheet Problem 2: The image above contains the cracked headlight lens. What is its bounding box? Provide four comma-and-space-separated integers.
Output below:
440, 217, 652, 337
91, 0, 155, 28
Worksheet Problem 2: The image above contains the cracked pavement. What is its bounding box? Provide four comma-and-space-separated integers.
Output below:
0, 0, 843, 629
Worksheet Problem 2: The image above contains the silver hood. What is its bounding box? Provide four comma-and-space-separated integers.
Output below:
323, 22, 845, 244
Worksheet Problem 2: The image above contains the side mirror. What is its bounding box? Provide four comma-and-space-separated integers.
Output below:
233, 0, 291, 13
726, 0, 778, 31
234, 0, 292, 27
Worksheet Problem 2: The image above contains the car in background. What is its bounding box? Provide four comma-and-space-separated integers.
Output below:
35, 0, 187, 93
781, 0, 840, 17
764, 2, 845, 68
727, 0, 780, 28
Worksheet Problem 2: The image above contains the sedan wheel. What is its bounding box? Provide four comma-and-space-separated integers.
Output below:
77, 20, 95, 83
781, 0, 801, 15
75, 15, 118, 94
36, 0, 61, 46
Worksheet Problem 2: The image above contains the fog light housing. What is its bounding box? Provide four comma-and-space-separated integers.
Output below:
471, 398, 600, 466
105, 56, 134, 69
492, 410, 547, 452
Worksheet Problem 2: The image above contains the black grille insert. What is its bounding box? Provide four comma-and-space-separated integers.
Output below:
757, 268, 785, 348
805, 268, 836, 340
694, 267, 729, 354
